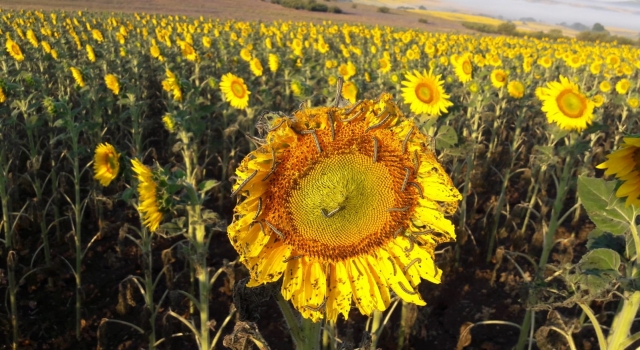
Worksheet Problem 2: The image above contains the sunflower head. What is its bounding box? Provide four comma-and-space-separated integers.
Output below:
616, 79, 631, 94
220, 73, 250, 110
131, 159, 164, 231
105, 74, 120, 95
507, 81, 525, 99
596, 136, 640, 207
93, 143, 120, 186
401, 69, 453, 116
454, 54, 473, 83
539, 75, 594, 132
490, 69, 508, 89
228, 93, 461, 322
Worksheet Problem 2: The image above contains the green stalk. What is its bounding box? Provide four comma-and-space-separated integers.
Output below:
7, 252, 19, 350
71, 128, 83, 340
607, 291, 640, 349
398, 301, 410, 350
486, 112, 523, 262
369, 310, 383, 350
275, 293, 304, 349
141, 231, 157, 349
516, 145, 574, 350
301, 318, 322, 350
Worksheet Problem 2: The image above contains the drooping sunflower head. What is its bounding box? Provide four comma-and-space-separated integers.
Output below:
490, 69, 508, 89
596, 136, 640, 207
220, 73, 250, 110
131, 159, 164, 231
228, 93, 461, 322
93, 143, 120, 186
401, 69, 453, 116
539, 75, 594, 132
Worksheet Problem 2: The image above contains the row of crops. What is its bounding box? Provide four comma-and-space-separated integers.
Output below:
1, 7, 640, 349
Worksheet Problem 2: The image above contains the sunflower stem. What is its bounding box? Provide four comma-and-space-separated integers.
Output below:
301, 317, 322, 350
275, 293, 304, 349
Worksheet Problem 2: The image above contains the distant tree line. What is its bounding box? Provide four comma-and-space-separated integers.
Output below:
462, 21, 639, 46
269, 0, 342, 13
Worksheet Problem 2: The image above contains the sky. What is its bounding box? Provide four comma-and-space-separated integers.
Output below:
427, 0, 640, 32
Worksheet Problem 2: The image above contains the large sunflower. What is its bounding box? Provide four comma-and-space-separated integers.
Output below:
93, 143, 120, 186
596, 137, 640, 207
539, 75, 594, 131
401, 69, 453, 116
220, 73, 250, 110
131, 159, 163, 231
228, 93, 461, 322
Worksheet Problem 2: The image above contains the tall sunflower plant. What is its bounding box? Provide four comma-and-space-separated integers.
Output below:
513, 136, 640, 350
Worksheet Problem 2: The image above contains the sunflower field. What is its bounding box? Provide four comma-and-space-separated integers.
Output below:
2, 7, 640, 350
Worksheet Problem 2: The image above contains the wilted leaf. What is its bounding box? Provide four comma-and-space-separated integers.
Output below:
586, 229, 626, 257
579, 248, 621, 271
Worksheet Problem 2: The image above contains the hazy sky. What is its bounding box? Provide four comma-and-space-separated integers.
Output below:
428, 0, 640, 32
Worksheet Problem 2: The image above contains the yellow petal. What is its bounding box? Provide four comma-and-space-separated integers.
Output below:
348, 258, 377, 316
377, 248, 426, 305
281, 256, 304, 300
326, 261, 352, 321
245, 239, 290, 286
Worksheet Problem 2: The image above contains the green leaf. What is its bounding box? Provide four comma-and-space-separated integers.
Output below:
434, 125, 458, 150
577, 176, 636, 235
120, 188, 135, 202
579, 248, 621, 271
587, 228, 626, 256
198, 180, 220, 193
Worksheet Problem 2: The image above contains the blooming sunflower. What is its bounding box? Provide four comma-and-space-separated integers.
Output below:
0, 86, 5, 104
490, 69, 508, 89
628, 96, 639, 110
338, 61, 356, 81
228, 93, 461, 322
220, 73, 250, 110
93, 143, 120, 186
341, 81, 358, 103
5, 38, 25, 62
539, 75, 594, 132
507, 81, 525, 99
163, 114, 176, 132
600, 81, 612, 93
454, 54, 473, 83
105, 74, 120, 95
592, 94, 605, 107
70, 67, 85, 88
378, 57, 391, 74
86, 44, 96, 62
596, 136, 640, 207
401, 69, 453, 116
268, 54, 279, 73
250, 57, 264, 77
616, 79, 631, 94
131, 159, 163, 231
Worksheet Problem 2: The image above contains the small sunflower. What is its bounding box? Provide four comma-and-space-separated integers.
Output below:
105, 74, 120, 95
162, 114, 176, 132
250, 57, 264, 77
268, 54, 279, 73
0, 86, 5, 104
592, 94, 605, 107
70, 67, 85, 88
131, 159, 163, 231
341, 81, 358, 103
378, 57, 391, 74
616, 79, 631, 94
5, 38, 25, 62
507, 81, 525, 99
490, 69, 508, 89
93, 143, 120, 186
539, 75, 594, 131
401, 69, 453, 116
596, 136, 640, 207
220, 73, 250, 110
600, 81, 612, 93
338, 61, 356, 81
228, 93, 461, 322
86, 44, 96, 62
454, 54, 473, 83
628, 96, 639, 110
